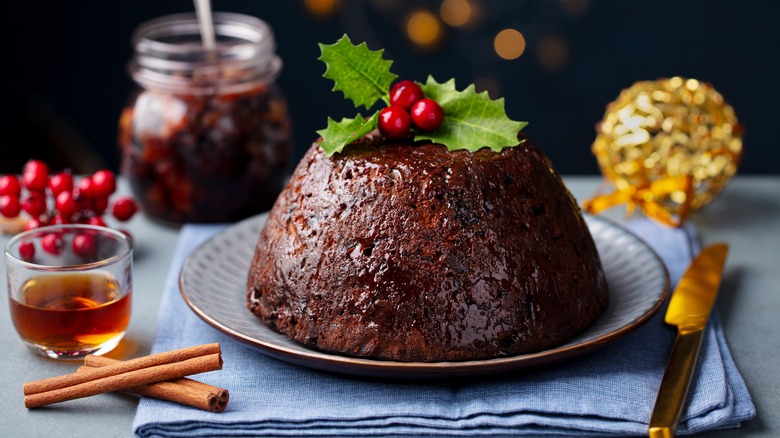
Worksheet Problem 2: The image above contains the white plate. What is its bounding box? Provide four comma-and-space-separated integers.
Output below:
180, 214, 669, 379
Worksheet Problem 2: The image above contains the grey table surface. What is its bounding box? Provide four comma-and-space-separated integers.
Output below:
1, 176, 777, 438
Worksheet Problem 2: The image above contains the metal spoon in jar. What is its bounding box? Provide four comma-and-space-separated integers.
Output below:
193, 0, 217, 52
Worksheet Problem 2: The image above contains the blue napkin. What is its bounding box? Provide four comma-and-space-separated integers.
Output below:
133, 218, 754, 437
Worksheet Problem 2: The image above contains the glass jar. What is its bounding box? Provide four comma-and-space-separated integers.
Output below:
119, 12, 293, 224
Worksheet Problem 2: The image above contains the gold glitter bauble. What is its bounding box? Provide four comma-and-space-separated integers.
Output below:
590, 77, 742, 225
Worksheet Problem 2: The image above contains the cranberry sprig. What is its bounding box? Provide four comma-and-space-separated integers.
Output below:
378, 80, 444, 140
0, 160, 139, 233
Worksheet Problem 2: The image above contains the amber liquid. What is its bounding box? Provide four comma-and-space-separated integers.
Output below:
9, 272, 131, 352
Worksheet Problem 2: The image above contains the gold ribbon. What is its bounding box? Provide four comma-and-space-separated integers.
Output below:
582, 175, 694, 227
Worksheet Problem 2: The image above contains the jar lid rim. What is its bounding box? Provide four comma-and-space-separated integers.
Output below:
129, 12, 281, 94
132, 12, 275, 53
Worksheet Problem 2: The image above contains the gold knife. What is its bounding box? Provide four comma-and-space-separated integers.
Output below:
648, 243, 729, 438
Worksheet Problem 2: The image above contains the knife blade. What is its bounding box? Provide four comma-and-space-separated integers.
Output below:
648, 242, 729, 438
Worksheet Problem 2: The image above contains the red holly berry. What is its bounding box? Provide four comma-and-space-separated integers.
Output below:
0, 195, 21, 218
378, 106, 412, 140
72, 233, 97, 258
410, 98, 444, 132
22, 160, 49, 192
48, 172, 74, 196
0, 175, 22, 197
21, 192, 47, 217
91, 170, 116, 198
389, 80, 424, 110
41, 233, 64, 256
18, 241, 35, 261
55, 191, 78, 218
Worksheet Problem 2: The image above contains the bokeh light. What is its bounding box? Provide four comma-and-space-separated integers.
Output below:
559, 0, 589, 17
303, 0, 340, 18
406, 10, 443, 49
440, 0, 473, 27
537, 35, 570, 72
494, 29, 526, 60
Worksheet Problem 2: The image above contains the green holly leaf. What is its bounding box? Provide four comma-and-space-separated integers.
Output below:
416, 76, 528, 152
318, 35, 397, 110
316, 112, 379, 157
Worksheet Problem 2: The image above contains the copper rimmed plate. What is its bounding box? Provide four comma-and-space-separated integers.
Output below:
179, 214, 669, 379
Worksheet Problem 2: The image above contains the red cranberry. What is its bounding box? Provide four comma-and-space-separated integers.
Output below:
18, 241, 35, 261
389, 80, 424, 110
22, 160, 49, 192
0, 175, 22, 197
55, 191, 78, 218
48, 172, 74, 196
410, 98, 444, 132
91, 197, 109, 216
76, 194, 92, 212
21, 192, 47, 217
41, 233, 64, 256
378, 106, 412, 140
24, 218, 44, 231
91, 170, 116, 198
0, 195, 21, 218
76, 176, 97, 199
51, 214, 71, 225
112, 196, 138, 222
88, 216, 108, 227
72, 233, 97, 258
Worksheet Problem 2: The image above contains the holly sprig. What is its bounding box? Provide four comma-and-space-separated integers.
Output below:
418, 77, 528, 152
316, 35, 528, 157
316, 113, 379, 155
318, 35, 397, 110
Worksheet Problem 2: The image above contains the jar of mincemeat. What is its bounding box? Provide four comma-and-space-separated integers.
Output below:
119, 12, 293, 224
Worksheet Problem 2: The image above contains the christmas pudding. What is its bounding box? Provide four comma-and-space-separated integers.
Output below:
246, 35, 608, 362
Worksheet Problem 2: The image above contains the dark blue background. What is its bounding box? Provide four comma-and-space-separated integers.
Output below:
3, 0, 777, 175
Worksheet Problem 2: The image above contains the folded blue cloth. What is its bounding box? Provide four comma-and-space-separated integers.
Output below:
133, 218, 754, 437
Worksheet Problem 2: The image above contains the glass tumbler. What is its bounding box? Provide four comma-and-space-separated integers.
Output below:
5, 225, 133, 360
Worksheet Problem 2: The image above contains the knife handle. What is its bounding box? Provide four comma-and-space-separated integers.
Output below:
648, 329, 704, 438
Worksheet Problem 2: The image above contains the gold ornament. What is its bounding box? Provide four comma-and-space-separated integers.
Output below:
583, 77, 742, 227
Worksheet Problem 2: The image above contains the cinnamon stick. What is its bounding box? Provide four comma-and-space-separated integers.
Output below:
82, 355, 229, 412
24, 344, 222, 409
24, 343, 220, 395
